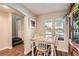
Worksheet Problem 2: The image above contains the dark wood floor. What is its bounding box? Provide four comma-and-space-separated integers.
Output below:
0, 43, 69, 56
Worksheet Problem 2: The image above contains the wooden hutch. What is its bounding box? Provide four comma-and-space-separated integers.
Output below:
68, 3, 79, 56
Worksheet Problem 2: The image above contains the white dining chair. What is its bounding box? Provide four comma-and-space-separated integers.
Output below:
34, 40, 50, 56
31, 34, 58, 56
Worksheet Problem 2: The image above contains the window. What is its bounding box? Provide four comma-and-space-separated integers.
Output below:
55, 20, 64, 40
44, 18, 65, 41
73, 18, 79, 43
44, 20, 53, 40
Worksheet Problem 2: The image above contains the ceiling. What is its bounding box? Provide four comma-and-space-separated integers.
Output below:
0, 4, 24, 16
22, 3, 70, 15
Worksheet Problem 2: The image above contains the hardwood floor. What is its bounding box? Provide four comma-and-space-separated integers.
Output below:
0, 43, 25, 56
0, 43, 69, 56
56, 50, 69, 56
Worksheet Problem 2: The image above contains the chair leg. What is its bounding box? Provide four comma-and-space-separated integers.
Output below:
36, 51, 41, 56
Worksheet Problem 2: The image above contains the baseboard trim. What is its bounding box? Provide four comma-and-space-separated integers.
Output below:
57, 49, 68, 53
7, 46, 12, 49
24, 50, 31, 55
0, 47, 8, 51
0, 46, 12, 51
26, 51, 32, 56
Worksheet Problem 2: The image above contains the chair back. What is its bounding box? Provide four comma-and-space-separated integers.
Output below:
34, 40, 48, 51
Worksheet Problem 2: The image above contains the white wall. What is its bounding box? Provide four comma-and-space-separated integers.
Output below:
36, 10, 69, 52
0, 11, 12, 50
5, 4, 36, 54
0, 4, 36, 54
22, 17, 36, 54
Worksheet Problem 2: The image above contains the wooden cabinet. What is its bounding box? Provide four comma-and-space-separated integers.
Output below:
69, 41, 79, 56
68, 3, 79, 56
72, 47, 79, 56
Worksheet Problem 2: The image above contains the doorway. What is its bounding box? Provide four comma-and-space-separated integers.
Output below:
12, 14, 24, 47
